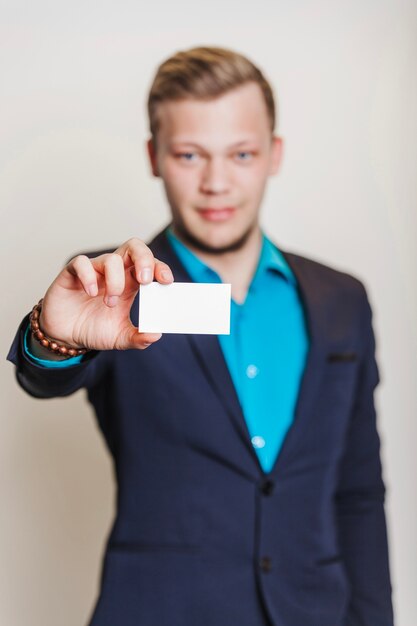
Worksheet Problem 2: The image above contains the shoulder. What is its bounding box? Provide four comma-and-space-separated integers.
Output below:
279, 247, 376, 341
282, 250, 378, 355
282, 248, 369, 302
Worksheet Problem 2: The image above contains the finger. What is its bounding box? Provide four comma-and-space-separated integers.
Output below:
103, 253, 125, 307
114, 238, 156, 284
154, 258, 174, 284
67, 255, 98, 297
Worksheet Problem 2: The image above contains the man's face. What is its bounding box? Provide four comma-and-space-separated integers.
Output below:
147, 81, 282, 254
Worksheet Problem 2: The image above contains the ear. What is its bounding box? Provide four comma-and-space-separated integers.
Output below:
269, 135, 283, 175
146, 138, 160, 177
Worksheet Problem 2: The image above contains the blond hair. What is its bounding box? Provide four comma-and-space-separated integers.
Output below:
147, 46, 276, 142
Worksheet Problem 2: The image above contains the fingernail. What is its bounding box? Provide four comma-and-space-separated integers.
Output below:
161, 270, 173, 282
105, 295, 118, 307
87, 284, 98, 297
143, 333, 162, 346
140, 268, 152, 283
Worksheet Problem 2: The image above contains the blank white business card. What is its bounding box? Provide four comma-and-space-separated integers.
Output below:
138, 282, 231, 335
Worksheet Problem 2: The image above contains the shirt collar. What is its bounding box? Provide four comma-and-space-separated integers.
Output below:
166, 225, 296, 286
257, 234, 296, 285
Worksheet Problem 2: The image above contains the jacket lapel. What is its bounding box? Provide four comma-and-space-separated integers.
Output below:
186, 333, 255, 454
267, 250, 330, 476
149, 228, 258, 465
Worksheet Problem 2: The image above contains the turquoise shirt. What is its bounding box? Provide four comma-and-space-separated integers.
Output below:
24, 230, 309, 473
166, 229, 309, 473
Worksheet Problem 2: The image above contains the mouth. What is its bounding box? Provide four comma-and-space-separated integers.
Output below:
197, 207, 236, 222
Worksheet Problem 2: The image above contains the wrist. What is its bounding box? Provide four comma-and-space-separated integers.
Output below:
30, 299, 89, 357
27, 332, 76, 361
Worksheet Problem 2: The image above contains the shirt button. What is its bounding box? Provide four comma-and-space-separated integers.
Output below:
246, 364, 259, 379
260, 556, 272, 573
251, 435, 266, 449
260, 479, 274, 496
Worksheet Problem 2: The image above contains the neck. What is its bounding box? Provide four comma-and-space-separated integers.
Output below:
173, 225, 263, 304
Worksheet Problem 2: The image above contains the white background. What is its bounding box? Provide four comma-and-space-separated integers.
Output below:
1, 1, 416, 624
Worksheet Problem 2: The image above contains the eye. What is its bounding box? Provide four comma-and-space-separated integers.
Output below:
176, 152, 199, 162
235, 151, 253, 162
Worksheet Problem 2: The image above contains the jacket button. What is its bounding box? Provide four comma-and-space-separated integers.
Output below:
260, 479, 274, 495
260, 556, 272, 573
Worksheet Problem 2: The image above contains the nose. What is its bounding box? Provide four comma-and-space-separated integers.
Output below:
199, 157, 230, 195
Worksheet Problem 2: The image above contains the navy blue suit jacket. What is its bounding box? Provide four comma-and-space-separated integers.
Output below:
7, 228, 394, 626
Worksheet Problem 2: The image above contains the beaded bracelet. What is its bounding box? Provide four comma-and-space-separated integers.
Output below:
29, 299, 88, 357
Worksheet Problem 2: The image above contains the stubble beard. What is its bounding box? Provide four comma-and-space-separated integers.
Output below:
172, 217, 258, 255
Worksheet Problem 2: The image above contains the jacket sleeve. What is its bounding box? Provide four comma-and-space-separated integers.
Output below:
6, 313, 103, 398
335, 286, 394, 625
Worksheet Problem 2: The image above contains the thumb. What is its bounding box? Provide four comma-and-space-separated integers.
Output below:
118, 324, 162, 350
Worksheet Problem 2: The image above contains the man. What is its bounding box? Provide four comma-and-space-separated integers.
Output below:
7, 47, 394, 625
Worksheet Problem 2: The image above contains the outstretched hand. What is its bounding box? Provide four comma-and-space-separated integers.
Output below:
38, 238, 174, 352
